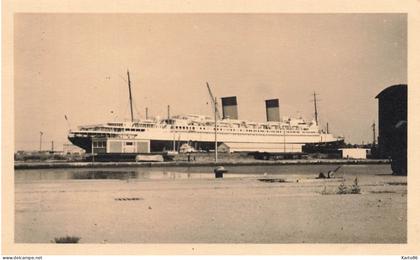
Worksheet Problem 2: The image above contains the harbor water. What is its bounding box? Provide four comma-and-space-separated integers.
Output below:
15, 164, 393, 183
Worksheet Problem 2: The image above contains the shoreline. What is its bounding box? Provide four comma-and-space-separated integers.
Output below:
14, 159, 390, 170
15, 164, 406, 243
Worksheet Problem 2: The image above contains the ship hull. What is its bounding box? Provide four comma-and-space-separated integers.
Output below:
68, 136, 217, 153
302, 139, 345, 154
68, 136, 93, 153
68, 116, 344, 154
69, 135, 344, 154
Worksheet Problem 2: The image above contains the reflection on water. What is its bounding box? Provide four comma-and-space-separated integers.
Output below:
14, 164, 392, 183
15, 169, 246, 182
72, 171, 138, 180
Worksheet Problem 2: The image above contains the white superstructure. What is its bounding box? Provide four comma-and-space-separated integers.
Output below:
68, 114, 343, 153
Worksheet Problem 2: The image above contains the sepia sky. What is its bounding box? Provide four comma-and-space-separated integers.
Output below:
14, 14, 407, 151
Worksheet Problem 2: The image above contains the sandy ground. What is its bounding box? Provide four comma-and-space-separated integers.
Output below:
15, 165, 407, 243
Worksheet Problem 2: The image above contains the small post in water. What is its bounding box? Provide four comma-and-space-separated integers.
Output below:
214, 166, 227, 178
39, 131, 43, 152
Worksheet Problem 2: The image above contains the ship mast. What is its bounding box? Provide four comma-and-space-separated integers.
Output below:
206, 82, 219, 162
127, 70, 134, 122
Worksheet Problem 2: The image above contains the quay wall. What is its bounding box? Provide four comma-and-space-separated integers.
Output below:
15, 159, 390, 170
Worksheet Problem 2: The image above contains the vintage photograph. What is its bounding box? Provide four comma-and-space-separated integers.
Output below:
13, 13, 407, 244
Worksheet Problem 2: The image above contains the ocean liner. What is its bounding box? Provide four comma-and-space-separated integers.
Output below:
68, 71, 344, 154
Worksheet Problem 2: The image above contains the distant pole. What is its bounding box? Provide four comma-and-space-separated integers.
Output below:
145, 107, 148, 120
283, 129, 286, 153
39, 131, 43, 151
51, 141, 54, 152
214, 97, 218, 163
167, 105, 170, 120
372, 122, 376, 146
313, 92, 319, 125
173, 133, 176, 151
326, 122, 329, 134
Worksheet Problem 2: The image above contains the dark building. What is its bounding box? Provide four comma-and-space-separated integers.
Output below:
375, 84, 407, 175
265, 99, 280, 122
391, 121, 407, 176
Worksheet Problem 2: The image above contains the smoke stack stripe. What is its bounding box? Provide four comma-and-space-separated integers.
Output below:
221, 96, 238, 119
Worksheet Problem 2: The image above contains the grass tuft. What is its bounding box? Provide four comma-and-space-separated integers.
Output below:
334, 177, 361, 195
350, 177, 361, 194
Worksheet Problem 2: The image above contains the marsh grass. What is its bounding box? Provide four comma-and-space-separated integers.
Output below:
337, 177, 361, 195
350, 177, 361, 194
337, 182, 348, 194
320, 177, 362, 195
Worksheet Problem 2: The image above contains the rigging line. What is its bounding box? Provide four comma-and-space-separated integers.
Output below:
122, 102, 129, 121
117, 72, 133, 121
133, 102, 142, 119
131, 99, 141, 119
118, 74, 128, 84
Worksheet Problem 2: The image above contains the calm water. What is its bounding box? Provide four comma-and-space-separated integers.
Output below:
14, 164, 392, 183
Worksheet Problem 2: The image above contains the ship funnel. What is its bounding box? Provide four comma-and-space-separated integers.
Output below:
265, 99, 280, 122
221, 96, 238, 119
